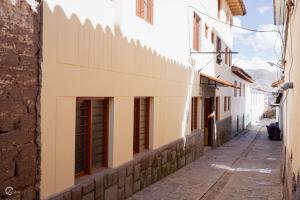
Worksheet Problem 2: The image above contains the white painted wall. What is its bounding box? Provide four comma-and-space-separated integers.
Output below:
41, 0, 236, 198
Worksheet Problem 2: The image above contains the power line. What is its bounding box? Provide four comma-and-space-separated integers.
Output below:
189, 6, 279, 33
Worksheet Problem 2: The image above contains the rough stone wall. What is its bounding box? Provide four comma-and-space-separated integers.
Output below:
0, 0, 41, 199
283, 150, 300, 200
214, 116, 232, 148
48, 131, 203, 200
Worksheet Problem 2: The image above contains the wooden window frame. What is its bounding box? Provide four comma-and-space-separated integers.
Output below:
75, 97, 109, 177
205, 24, 209, 39
218, 0, 221, 18
133, 97, 150, 154
136, 0, 153, 24
191, 97, 199, 131
216, 96, 220, 121
193, 13, 201, 51
211, 31, 215, 45
229, 49, 232, 66
225, 47, 228, 65
239, 82, 242, 96
216, 36, 222, 64
234, 81, 237, 97
228, 96, 231, 111
224, 96, 227, 112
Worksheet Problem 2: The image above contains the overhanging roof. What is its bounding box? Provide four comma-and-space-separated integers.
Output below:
231, 66, 255, 83
200, 73, 239, 88
226, 0, 247, 16
272, 79, 284, 87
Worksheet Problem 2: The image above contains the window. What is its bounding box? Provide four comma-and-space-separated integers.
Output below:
216, 36, 222, 64
229, 49, 232, 66
216, 96, 220, 120
225, 47, 228, 65
218, 0, 221, 18
224, 96, 227, 112
136, 0, 153, 23
134, 97, 150, 154
228, 96, 231, 111
75, 98, 109, 176
193, 13, 201, 51
234, 81, 237, 97
243, 84, 246, 96
211, 31, 215, 45
240, 82, 242, 96
191, 97, 199, 131
205, 24, 209, 39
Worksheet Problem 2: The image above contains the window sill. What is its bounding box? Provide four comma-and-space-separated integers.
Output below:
75, 165, 110, 185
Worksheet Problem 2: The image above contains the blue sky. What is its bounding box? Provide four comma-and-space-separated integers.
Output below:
232, 0, 282, 71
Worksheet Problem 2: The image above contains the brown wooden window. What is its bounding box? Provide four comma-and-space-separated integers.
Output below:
225, 47, 228, 65
205, 24, 209, 39
218, 0, 221, 18
191, 97, 199, 131
75, 98, 109, 176
240, 82, 242, 96
193, 13, 201, 51
229, 49, 232, 66
228, 96, 231, 111
134, 97, 150, 154
234, 81, 237, 97
211, 31, 215, 45
216, 96, 220, 120
216, 36, 222, 64
136, 0, 153, 23
224, 96, 227, 112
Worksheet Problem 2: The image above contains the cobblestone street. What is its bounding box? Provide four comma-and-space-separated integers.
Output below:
129, 121, 283, 200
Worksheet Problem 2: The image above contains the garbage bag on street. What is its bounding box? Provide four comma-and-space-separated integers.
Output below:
266, 122, 281, 140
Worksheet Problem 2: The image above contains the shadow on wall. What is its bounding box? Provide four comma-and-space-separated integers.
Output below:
43, 3, 197, 83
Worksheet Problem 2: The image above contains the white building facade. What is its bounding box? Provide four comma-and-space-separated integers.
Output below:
40, 0, 246, 199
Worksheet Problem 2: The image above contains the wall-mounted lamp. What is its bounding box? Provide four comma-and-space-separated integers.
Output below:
267, 61, 284, 70
281, 82, 294, 91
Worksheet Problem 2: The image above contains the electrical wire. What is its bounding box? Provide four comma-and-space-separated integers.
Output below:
189, 5, 279, 33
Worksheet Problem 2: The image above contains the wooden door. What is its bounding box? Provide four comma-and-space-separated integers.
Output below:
204, 98, 213, 146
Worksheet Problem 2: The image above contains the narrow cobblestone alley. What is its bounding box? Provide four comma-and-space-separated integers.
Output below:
128, 121, 283, 200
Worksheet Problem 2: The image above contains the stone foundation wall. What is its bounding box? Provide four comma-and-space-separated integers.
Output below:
282, 150, 300, 200
214, 116, 232, 148
48, 131, 203, 200
0, 0, 41, 199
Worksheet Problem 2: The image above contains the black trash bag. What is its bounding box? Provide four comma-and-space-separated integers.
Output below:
266, 122, 281, 140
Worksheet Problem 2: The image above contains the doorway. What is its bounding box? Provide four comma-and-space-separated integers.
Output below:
204, 97, 214, 146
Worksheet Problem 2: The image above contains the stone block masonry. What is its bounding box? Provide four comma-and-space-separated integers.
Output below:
48, 131, 203, 200
214, 116, 232, 148
0, 0, 41, 199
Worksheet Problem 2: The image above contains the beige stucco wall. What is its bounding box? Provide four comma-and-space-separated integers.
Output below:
283, 0, 300, 183
40, 2, 203, 198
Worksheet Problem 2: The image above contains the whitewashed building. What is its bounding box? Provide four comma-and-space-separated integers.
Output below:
39, 0, 246, 199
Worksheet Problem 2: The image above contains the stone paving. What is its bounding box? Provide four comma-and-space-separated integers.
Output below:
128, 121, 283, 200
